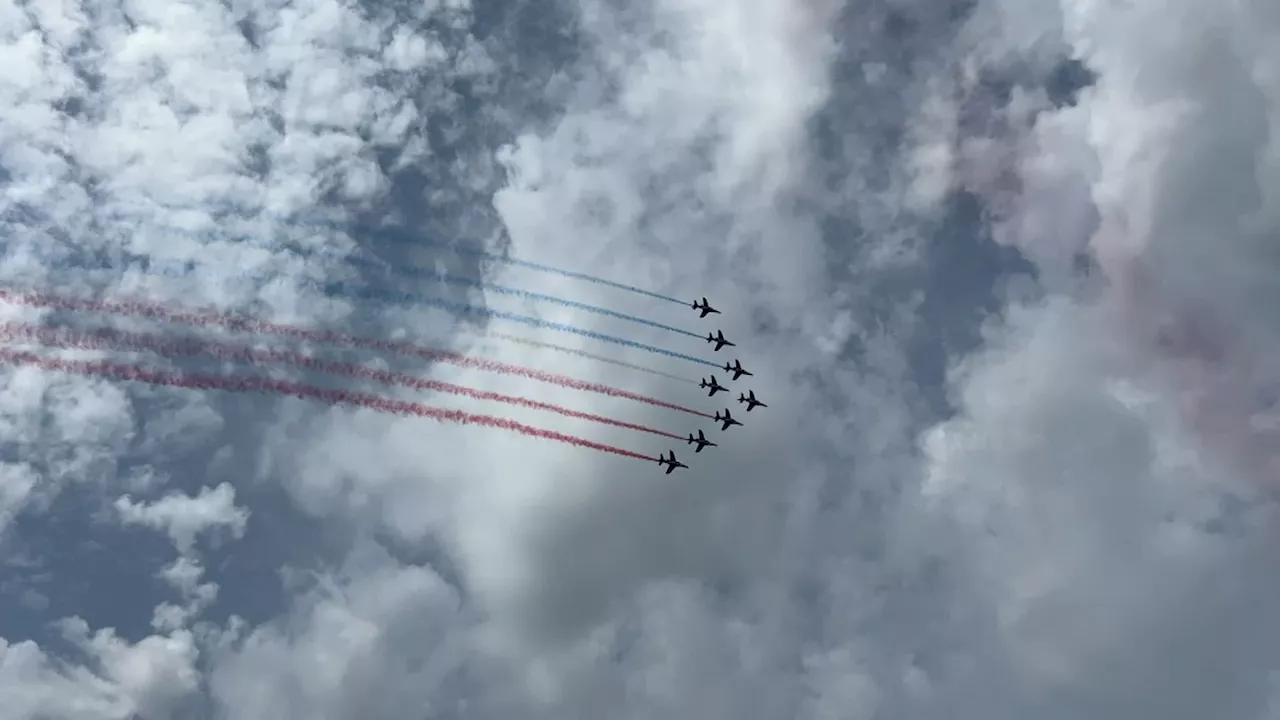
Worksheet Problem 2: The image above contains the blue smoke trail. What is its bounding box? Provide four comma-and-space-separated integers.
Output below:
68, 214, 691, 307
402, 237, 689, 306
344, 256, 702, 338
85, 242, 699, 340
328, 282, 720, 368
67, 252, 717, 366
463, 251, 689, 306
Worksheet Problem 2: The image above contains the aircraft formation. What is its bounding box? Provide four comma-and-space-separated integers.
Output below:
656, 297, 766, 475
3, 238, 769, 478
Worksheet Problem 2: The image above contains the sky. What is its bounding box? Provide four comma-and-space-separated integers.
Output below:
1, 0, 1279, 718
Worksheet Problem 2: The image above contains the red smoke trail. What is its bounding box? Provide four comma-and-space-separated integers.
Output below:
0, 289, 714, 418
0, 323, 685, 441
0, 347, 658, 462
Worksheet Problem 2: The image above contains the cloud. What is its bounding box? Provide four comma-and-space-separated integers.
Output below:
0, 462, 38, 536
0, 0, 968, 715
115, 482, 249, 555
0, 618, 200, 720
207, 540, 467, 720
0, 636, 132, 720
151, 556, 219, 631
3, 0, 1279, 717
909, 0, 1280, 716
458, 0, 856, 653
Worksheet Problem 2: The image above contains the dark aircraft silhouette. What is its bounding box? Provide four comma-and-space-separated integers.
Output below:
706, 330, 735, 351
700, 375, 726, 396
738, 390, 767, 411
713, 409, 743, 431
686, 429, 718, 453
657, 450, 689, 474
723, 359, 753, 381
692, 297, 720, 318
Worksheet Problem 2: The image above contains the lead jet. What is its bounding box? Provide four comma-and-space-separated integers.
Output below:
713, 408, 743, 431
706, 330, 735, 352
657, 450, 689, 474
692, 297, 721, 318
700, 375, 726, 396
738, 390, 767, 411
686, 429, 718, 453
723, 359, 754, 381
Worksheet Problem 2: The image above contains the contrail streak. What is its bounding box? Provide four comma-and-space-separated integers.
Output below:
0, 323, 687, 441
486, 331, 699, 386
0, 289, 714, 418
0, 348, 658, 461
328, 283, 720, 367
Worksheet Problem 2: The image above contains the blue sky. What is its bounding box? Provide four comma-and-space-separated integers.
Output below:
3, 0, 1280, 718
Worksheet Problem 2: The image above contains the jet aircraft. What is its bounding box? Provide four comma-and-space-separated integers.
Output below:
692, 297, 720, 318
713, 408, 743, 431
700, 375, 726, 396
738, 390, 767, 411
657, 450, 689, 474
686, 429, 718, 453
723, 359, 754, 381
706, 330, 735, 351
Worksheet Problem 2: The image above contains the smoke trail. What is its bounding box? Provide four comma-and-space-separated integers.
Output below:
440, 275, 701, 337
0, 289, 715, 418
329, 283, 720, 367
341, 257, 701, 338
394, 237, 688, 306
0, 348, 657, 462
55, 256, 715, 366
265, 218, 692, 305
0, 323, 687, 441
88, 252, 700, 339
53, 218, 689, 306
486, 331, 699, 386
